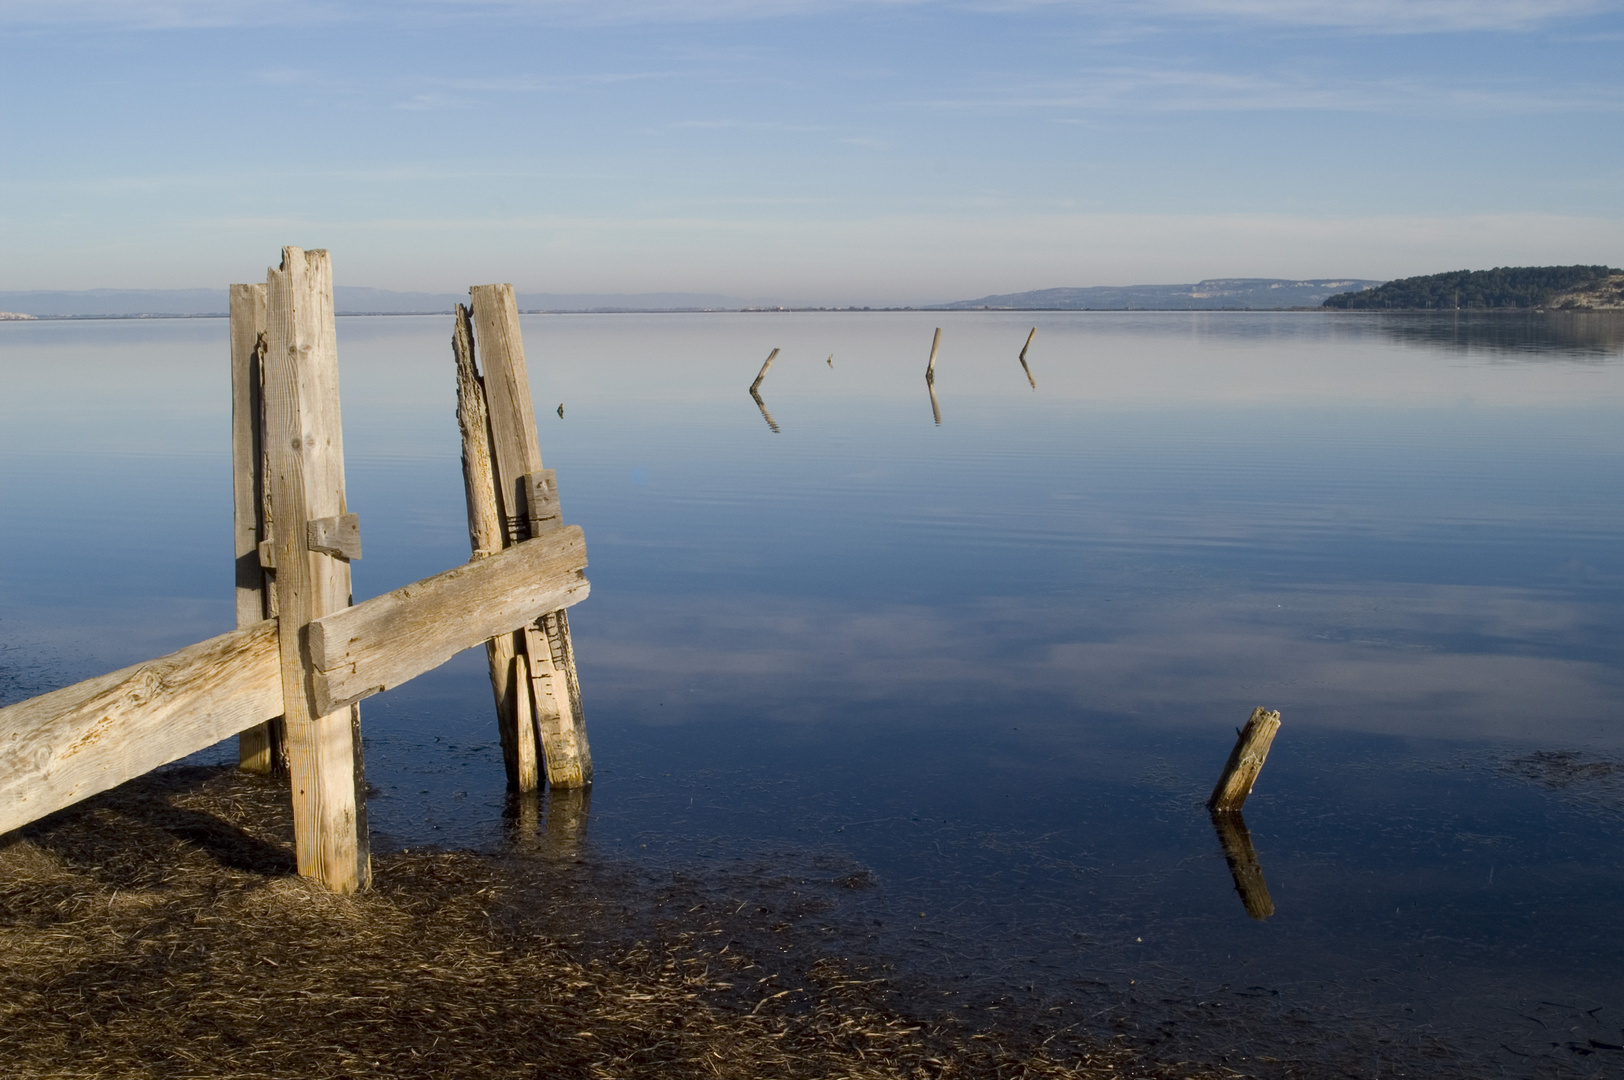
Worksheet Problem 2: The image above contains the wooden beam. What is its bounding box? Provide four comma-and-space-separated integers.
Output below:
453, 302, 526, 788
231, 283, 286, 775
469, 283, 592, 789
0, 621, 282, 838
306, 513, 361, 560
1208, 707, 1282, 812
263, 246, 370, 894
308, 526, 590, 714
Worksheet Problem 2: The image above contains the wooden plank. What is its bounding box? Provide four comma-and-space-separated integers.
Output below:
454, 303, 526, 788
263, 246, 370, 894
469, 283, 592, 789
231, 283, 286, 775
308, 526, 590, 714
526, 613, 591, 788
523, 470, 561, 534
0, 621, 282, 837
511, 655, 539, 792
1211, 810, 1275, 920
469, 283, 542, 538
1208, 707, 1282, 812
306, 513, 361, 560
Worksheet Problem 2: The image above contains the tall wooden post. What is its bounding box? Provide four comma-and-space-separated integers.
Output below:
231, 282, 286, 774
469, 283, 591, 790
262, 247, 371, 893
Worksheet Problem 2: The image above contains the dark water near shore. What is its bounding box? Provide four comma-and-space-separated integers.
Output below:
4, 310, 1624, 1076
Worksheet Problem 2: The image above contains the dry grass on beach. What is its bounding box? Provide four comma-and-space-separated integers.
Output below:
0, 766, 1219, 1080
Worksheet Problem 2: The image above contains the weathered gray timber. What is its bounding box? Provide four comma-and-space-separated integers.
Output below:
749, 347, 779, 394
1208, 707, 1282, 812
308, 525, 589, 714
231, 283, 287, 774
306, 513, 362, 560
1017, 327, 1037, 389
262, 247, 371, 894
468, 283, 592, 790
0, 621, 283, 837
1211, 809, 1274, 919
452, 303, 533, 787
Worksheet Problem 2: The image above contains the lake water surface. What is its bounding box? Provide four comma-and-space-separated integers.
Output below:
3, 310, 1623, 1077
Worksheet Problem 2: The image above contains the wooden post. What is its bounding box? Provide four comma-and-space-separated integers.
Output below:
231, 283, 287, 774
749, 347, 779, 394
262, 247, 370, 893
453, 304, 534, 789
469, 283, 592, 790
1210, 809, 1274, 919
925, 327, 941, 381
1208, 707, 1281, 812
1017, 327, 1037, 389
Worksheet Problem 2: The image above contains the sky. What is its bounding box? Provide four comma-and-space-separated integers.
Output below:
1, 0, 1621, 304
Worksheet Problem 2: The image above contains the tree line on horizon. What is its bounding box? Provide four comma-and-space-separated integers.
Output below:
1323, 265, 1620, 310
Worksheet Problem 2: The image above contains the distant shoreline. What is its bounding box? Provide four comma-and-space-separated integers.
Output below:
4, 307, 1621, 321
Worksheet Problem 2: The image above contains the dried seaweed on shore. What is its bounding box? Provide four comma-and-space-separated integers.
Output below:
0, 766, 1218, 1080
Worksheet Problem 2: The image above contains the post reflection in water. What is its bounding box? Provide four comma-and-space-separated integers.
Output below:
926, 374, 941, 425
504, 785, 592, 858
749, 388, 781, 433
1210, 809, 1275, 920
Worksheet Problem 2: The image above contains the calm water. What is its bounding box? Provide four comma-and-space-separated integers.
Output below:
4, 311, 1624, 1076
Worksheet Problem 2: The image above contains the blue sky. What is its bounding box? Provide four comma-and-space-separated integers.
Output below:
1, 1, 1621, 303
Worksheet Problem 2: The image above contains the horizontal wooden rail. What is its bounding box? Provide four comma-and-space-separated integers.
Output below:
308, 526, 590, 715
0, 620, 283, 837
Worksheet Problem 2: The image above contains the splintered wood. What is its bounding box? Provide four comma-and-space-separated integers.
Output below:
1208, 707, 1281, 812
459, 285, 593, 791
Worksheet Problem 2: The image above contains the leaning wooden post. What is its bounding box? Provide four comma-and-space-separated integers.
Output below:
749, 347, 779, 394
1208, 707, 1281, 812
925, 327, 942, 381
262, 247, 371, 893
452, 305, 538, 791
1017, 327, 1037, 389
469, 283, 592, 789
231, 282, 286, 774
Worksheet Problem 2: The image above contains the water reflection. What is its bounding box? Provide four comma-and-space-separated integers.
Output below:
1371, 311, 1624, 359
749, 388, 781, 432
1017, 327, 1037, 389
504, 785, 591, 858
1210, 809, 1274, 920
925, 374, 941, 425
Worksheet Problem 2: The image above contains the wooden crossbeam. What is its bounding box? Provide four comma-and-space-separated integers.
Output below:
0, 621, 283, 837
309, 526, 589, 714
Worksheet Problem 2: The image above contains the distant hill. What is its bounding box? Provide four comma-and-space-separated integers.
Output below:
1323, 266, 1623, 310
0, 287, 776, 318
940, 278, 1384, 311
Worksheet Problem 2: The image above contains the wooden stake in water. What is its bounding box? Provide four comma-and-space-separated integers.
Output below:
1208, 707, 1281, 811
1017, 327, 1037, 389
925, 327, 942, 381
750, 347, 780, 393
262, 246, 371, 894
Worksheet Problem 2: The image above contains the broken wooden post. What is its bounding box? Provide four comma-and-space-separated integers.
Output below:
231, 282, 288, 775
1017, 327, 1037, 389
468, 283, 592, 790
452, 304, 536, 790
262, 246, 371, 894
925, 327, 941, 381
749, 347, 779, 394
1208, 707, 1281, 812
1210, 809, 1274, 919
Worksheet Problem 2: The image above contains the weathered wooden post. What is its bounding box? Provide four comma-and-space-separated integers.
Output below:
261, 247, 371, 893
750, 347, 779, 394
925, 327, 941, 381
1209, 707, 1281, 812
461, 285, 591, 791
231, 282, 286, 775
1017, 327, 1037, 389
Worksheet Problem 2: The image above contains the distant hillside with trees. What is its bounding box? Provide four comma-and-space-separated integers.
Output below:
1323, 266, 1621, 310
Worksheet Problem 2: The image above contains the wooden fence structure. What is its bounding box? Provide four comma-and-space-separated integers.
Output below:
0, 247, 592, 893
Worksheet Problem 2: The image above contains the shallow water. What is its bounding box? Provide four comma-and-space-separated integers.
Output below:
3, 310, 1623, 1076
